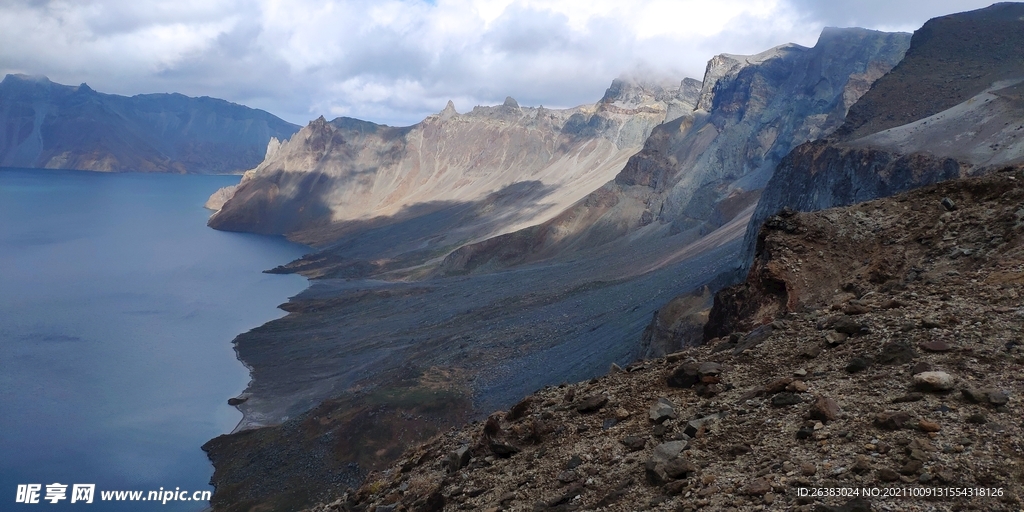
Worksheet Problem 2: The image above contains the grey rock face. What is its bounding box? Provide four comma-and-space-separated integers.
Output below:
440, 28, 910, 276
742, 3, 1024, 269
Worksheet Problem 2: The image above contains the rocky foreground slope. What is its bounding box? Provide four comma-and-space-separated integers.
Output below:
0, 74, 298, 173
315, 167, 1024, 512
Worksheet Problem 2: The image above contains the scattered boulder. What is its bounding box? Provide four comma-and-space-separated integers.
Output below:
732, 325, 773, 354
648, 398, 677, 423
830, 316, 868, 336
681, 413, 724, 438
846, 357, 870, 373
874, 411, 913, 430
919, 339, 953, 352
697, 362, 722, 377
876, 468, 900, 482
620, 436, 646, 452
766, 377, 794, 394
808, 395, 840, 422
826, 331, 849, 346
650, 440, 688, 462
844, 304, 870, 315
771, 392, 802, 407
556, 470, 578, 483
876, 342, 917, 365
892, 392, 924, 403
741, 478, 771, 496
800, 345, 822, 359
913, 371, 955, 391
987, 390, 1010, 406
667, 363, 701, 388
509, 397, 534, 420
575, 395, 608, 413
447, 446, 471, 473
962, 387, 989, 403
488, 440, 520, 457
645, 440, 693, 485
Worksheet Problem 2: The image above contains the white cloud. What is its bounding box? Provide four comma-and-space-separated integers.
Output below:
0, 0, 996, 126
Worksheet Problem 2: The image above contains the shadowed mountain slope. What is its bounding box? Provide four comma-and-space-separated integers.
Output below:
742, 2, 1024, 271
208, 78, 701, 264
0, 74, 299, 173
438, 28, 910, 276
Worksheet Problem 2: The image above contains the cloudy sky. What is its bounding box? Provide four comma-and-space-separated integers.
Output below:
0, 0, 996, 126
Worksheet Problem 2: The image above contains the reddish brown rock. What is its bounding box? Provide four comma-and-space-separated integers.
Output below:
808, 396, 841, 422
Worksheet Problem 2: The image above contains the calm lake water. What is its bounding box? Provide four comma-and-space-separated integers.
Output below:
0, 169, 308, 510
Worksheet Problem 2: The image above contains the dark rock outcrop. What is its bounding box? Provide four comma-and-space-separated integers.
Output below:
741, 3, 1024, 268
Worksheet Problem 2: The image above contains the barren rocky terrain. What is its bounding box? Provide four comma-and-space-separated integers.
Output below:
200, 5, 1023, 511
317, 167, 1024, 512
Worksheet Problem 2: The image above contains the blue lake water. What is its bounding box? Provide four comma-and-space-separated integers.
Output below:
0, 169, 308, 510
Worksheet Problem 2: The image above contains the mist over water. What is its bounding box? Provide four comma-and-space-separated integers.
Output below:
0, 169, 308, 511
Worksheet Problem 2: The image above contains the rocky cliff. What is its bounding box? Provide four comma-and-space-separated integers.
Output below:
207, 77, 698, 267
312, 168, 1024, 512
742, 2, 1024, 269
0, 74, 298, 173
438, 28, 910, 277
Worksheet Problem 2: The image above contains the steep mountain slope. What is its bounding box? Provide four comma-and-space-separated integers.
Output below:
743, 2, 1024, 267
208, 78, 700, 262
313, 168, 1024, 512
438, 28, 910, 275
199, 30, 915, 512
0, 74, 299, 173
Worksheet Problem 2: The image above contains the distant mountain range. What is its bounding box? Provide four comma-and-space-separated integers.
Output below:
0, 74, 299, 173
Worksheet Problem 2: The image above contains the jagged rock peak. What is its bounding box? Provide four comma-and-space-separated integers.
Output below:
679, 78, 702, 103
306, 115, 331, 131
502, 96, 520, 109
695, 43, 808, 111
600, 76, 691, 107
439, 100, 458, 120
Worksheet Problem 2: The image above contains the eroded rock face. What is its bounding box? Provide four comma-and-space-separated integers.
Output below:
742, 3, 1024, 269
439, 27, 910, 275
0, 74, 298, 173
208, 78, 699, 250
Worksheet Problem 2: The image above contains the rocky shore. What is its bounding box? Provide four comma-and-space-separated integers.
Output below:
307, 168, 1024, 511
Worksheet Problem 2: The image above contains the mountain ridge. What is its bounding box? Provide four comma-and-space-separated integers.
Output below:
0, 74, 299, 173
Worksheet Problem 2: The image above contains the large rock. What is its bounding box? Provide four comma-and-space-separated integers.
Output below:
913, 371, 955, 392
